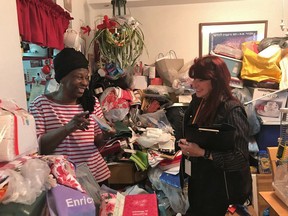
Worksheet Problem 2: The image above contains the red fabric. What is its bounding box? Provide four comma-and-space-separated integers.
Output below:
16, 0, 73, 50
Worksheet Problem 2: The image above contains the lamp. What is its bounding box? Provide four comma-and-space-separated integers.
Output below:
280, 0, 288, 35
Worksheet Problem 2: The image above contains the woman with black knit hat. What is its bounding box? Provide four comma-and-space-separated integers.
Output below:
29, 48, 112, 184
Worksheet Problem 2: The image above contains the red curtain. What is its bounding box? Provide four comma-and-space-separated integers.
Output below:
16, 0, 73, 50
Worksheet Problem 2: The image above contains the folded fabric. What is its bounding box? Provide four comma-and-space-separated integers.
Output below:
113, 121, 132, 138
99, 140, 122, 157
130, 151, 148, 171
147, 149, 164, 168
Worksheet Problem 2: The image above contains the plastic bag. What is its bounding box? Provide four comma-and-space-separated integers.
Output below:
240, 41, 282, 83
75, 163, 101, 204
1, 158, 50, 205
232, 87, 260, 136
148, 167, 189, 214
99, 87, 130, 122
137, 109, 174, 134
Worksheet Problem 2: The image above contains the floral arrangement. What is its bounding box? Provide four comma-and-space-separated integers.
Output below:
90, 15, 145, 70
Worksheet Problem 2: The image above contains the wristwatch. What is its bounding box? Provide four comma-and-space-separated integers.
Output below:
204, 149, 211, 159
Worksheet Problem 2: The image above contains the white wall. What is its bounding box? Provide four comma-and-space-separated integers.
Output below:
0, 0, 88, 110
0, 1, 27, 109
87, 0, 285, 64
0, 0, 286, 110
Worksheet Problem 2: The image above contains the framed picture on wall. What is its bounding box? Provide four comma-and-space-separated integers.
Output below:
199, 20, 268, 57
64, 0, 72, 12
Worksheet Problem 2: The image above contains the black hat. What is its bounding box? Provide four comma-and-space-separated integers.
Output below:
53, 48, 89, 83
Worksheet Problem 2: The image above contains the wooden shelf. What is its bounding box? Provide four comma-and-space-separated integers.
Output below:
260, 191, 288, 216
256, 174, 273, 216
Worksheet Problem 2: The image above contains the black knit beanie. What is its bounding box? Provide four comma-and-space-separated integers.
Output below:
53, 48, 89, 83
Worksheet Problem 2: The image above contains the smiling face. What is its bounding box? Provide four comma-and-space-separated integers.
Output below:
61, 68, 90, 99
192, 78, 213, 99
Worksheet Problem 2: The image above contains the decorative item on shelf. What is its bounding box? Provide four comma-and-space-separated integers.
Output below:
280, 0, 288, 35
89, 1, 145, 75
90, 14, 145, 72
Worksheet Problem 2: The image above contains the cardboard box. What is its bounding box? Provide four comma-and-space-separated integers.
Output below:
0, 104, 38, 162
107, 161, 147, 184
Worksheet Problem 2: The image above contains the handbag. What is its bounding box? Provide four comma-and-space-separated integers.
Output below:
155, 50, 184, 86
240, 41, 282, 83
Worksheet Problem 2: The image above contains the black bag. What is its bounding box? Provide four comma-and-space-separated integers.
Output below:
224, 165, 252, 204
258, 36, 288, 52
185, 123, 236, 151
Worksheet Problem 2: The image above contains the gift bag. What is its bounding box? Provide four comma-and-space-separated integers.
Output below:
240, 41, 282, 83
0, 99, 38, 162
155, 50, 184, 86
46, 184, 96, 216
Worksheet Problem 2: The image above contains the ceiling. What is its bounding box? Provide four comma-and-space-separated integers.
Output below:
87, 0, 241, 9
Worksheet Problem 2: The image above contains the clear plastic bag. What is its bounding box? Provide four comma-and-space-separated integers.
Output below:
138, 109, 174, 134
1, 158, 50, 205
148, 167, 189, 214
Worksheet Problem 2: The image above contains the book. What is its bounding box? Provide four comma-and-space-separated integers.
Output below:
123, 193, 158, 216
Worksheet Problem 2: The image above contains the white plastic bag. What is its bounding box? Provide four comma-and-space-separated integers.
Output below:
1, 158, 50, 205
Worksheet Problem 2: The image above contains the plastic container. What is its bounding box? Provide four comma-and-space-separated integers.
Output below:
258, 150, 271, 174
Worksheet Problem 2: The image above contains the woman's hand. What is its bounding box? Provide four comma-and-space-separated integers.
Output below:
65, 111, 90, 132
178, 139, 205, 157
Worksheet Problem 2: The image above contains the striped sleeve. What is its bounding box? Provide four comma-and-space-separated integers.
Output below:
93, 97, 104, 135
29, 96, 46, 139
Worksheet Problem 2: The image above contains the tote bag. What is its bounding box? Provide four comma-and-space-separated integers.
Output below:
155, 50, 184, 86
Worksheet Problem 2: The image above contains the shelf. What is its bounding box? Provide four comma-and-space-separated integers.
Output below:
87, 0, 238, 9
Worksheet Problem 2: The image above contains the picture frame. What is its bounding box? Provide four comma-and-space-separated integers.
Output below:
199, 20, 268, 57
64, 0, 72, 13
79, 37, 86, 56
88, 54, 95, 75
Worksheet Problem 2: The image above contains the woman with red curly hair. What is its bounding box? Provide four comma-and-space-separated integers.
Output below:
178, 55, 252, 215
